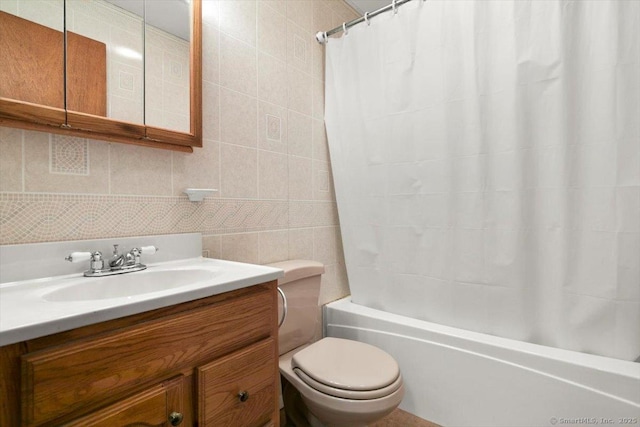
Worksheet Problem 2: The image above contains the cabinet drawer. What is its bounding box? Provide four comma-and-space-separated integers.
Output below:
22, 288, 273, 426
63, 376, 185, 427
198, 338, 276, 427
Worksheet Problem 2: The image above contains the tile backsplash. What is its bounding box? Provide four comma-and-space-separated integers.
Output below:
0, 0, 358, 305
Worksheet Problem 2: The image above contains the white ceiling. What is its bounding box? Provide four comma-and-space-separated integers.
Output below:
345, 0, 391, 15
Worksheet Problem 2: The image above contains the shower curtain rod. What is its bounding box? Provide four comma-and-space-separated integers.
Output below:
315, 0, 416, 44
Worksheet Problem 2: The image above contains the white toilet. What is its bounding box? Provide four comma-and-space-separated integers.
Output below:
268, 260, 404, 427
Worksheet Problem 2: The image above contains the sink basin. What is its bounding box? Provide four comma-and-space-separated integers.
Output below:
43, 269, 217, 302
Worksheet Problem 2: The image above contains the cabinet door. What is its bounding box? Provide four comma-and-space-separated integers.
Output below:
64, 376, 187, 427
21, 287, 271, 426
198, 338, 276, 427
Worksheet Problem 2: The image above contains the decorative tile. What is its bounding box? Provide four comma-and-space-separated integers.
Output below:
118, 70, 134, 91
266, 114, 282, 141
0, 193, 292, 244
49, 135, 89, 175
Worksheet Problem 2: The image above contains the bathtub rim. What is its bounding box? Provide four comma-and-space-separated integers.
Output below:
324, 296, 640, 389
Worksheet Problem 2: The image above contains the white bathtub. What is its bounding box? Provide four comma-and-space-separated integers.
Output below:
324, 297, 640, 427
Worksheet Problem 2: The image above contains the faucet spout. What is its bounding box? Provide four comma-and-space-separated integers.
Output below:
109, 244, 126, 269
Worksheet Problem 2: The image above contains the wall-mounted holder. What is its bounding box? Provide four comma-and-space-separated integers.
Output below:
183, 188, 218, 202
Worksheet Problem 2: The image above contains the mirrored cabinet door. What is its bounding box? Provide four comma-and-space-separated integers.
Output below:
144, 0, 191, 134
65, 0, 146, 138
0, 0, 66, 125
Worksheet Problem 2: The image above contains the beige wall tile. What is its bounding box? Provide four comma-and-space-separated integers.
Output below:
288, 67, 312, 116
220, 33, 257, 97
259, 229, 289, 264
257, 2, 286, 61
260, 0, 286, 16
329, 0, 360, 24
336, 261, 349, 295
312, 119, 329, 162
318, 262, 338, 305
220, 143, 257, 198
219, 0, 256, 46
221, 232, 260, 263
258, 101, 288, 153
220, 88, 257, 147
202, 234, 222, 259
320, 262, 350, 305
172, 139, 220, 196
286, 19, 312, 75
258, 52, 288, 108
288, 110, 312, 158
313, 159, 334, 201
258, 150, 288, 200
202, 22, 220, 84
289, 228, 314, 260
0, 127, 23, 192
286, 0, 313, 35
313, 0, 334, 36
109, 142, 171, 195
312, 77, 324, 120
313, 225, 339, 266
203, 81, 220, 141
289, 156, 313, 200
311, 38, 325, 82
23, 133, 110, 194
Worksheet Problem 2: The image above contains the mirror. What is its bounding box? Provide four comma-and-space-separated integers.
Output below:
0, 0, 66, 123
0, 0, 201, 151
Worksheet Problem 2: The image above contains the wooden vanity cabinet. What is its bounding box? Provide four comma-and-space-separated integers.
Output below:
0, 281, 280, 427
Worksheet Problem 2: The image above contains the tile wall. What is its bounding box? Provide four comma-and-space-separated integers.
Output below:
0, 0, 359, 305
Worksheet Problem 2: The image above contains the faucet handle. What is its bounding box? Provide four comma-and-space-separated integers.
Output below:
65, 252, 92, 263
65, 251, 104, 273
140, 245, 158, 255
112, 244, 120, 255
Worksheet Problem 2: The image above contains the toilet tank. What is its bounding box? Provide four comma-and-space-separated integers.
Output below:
267, 260, 324, 355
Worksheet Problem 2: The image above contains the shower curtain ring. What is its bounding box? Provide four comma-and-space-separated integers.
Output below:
343, 22, 348, 35
364, 11, 370, 26
392, 0, 398, 14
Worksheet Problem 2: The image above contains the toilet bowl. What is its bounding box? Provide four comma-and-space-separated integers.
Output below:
268, 260, 404, 427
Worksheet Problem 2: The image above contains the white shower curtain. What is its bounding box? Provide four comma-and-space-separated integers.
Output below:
325, 0, 639, 361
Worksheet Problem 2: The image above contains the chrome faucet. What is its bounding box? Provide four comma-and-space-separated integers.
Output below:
66, 245, 158, 277
109, 244, 126, 269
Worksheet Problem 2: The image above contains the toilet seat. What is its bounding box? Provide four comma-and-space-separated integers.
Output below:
291, 337, 401, 400
294, 367, 403, 400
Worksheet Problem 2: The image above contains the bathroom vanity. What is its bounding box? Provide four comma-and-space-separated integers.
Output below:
0, 282, 278, 426
0, 234, 283, 426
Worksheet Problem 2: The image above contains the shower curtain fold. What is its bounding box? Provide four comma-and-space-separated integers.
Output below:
324, 0, 640, 361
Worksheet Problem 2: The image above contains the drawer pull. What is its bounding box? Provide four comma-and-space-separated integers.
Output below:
238, 390, 250, 402
168, 411, 184, 426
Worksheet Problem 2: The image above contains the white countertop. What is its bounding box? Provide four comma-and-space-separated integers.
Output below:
0, 257, 283, 347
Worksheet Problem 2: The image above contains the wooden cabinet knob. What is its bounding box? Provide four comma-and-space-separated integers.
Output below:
238, 390, 249, 402
168, 411, 184, 426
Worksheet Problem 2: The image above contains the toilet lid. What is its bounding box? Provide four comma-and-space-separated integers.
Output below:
291, 337, 400, 392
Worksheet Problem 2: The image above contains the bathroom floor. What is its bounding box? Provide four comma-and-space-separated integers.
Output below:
280, 408, 440, 427
371, 408, 441, 427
